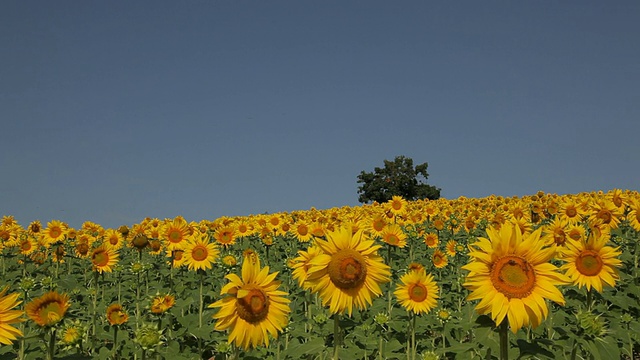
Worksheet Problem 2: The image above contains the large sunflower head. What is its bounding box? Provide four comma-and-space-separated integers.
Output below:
380, 223, 407, 248
91, 245, 119, 273
462, 222, 569, 333
209, 256, 291, 350
25, 291, 70, 327
559, 231, 622, 293
0, 286, 24, 345
394, 269, 439, 315
305, 227, 391, 316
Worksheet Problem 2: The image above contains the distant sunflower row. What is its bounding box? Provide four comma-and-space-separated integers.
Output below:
0, 189, 636, 350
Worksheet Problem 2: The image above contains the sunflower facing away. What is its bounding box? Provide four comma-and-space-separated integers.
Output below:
559, 231, 622, 293
26, 291, 70, 327
394, 269, 439, 315
462, 222, 569, 333
209, 255, 291, 349
305, 227, 391, 316
0, 287, 24, 345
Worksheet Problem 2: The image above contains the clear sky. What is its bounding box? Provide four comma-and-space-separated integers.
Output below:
2, 1, 639, 229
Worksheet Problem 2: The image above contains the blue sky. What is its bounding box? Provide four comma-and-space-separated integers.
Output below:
2, 1, 639, 229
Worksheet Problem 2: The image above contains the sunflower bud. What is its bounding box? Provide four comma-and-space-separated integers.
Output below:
576, 309, 607, 338
134, 324, 163, 350
374, 312, 390, 326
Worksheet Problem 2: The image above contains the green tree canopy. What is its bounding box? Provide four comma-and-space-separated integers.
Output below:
356, 156, 441, 204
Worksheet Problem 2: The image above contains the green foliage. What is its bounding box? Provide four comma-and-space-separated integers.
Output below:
357, 155, 441, 203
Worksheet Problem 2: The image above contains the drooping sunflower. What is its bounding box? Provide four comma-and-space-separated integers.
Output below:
380, 223, 407, 248
25, 291, 70, 327
462, 222, 569, 333
0, 286, 24, 345
91, 245, 119, 273
559, 232, 622, 293
150, 294, 175, 314
106, 303, 128, 326
394, 269, 439, 314
182, 232, 220, 271
209, 256, 291, 349
305, 227, 391, 316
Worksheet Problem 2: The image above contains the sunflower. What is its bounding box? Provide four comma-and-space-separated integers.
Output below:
290, 245, 323, 290
91, 245, 119, 273
106, 303, 128, 326
445, 240, 457, 257
19, 237, 37, 256
58, 320, 85, 346
42, 220, 67, 246
432, 249, 448, 269
305, 227, 391, 316
292, 221, 313, 243
214, 225, 237, 247
625, 199, 640, 232
161, 218, 191, 251
150, 294, 175, 314
103, 229, 124, 250
424, 233, 439, 248
394, 269, 439, 314
183, 233, 220, 271
27, 220, 42, 236
387, 196, 408, 216
558, 199, 586, 225
542, 218, 569, 246
25, 291, 70, 327
0, 287, 24, 345
209, 256, 291, 349
462, 222, 569, 333
380, 223, 407, 248
366, 213, 389, 238
559, 232, 622, 293
221, 254, 237, 267
587, 200, 623, 230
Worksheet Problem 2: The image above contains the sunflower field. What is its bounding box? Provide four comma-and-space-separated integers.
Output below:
0, 189, 639, 360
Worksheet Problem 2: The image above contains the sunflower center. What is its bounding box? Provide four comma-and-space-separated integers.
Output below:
554, 230, 566, 245
219, 231, 233, 244
236, 288, 270, 323
328, 249, 367, 290
168, 230, 183, 243
191, 245, 208, 261
386, 234, 399, 245
109, 236, 119, 245
433, 253, 444, 265
566, 208, 577, 217
92, 250, 109, 266
39, 302, 64, 325
392, 201, 402, 210
21, 240, 32, 251
491, 256, 536, 299
50, 227, 62, 238
575, 250, 603, 276
297, 224, 308, 236
373, 219, 386, 232
597, 210, 612, 224
408, 283, 428, 302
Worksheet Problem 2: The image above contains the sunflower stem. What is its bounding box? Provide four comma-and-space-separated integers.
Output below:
198, 269, 204, 328
112, 325, 119, 360
586, 288, 593, 311
411, 312, 417, 360
47, 328, 57, 360
499, 320, 509, 360
333, 313, 341, 360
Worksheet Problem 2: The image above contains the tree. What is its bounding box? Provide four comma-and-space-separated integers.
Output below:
356, 156, 441, 204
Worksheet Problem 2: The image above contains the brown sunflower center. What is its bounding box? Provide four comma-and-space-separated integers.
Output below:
554, 229, 566, 245
50, 227, 62, 239
21, 240, 32, 251
408, 283, 428, 302
491, 256, 536, 299
392, 201, 402, 210
219, 231, 233, 244
168, 229, 183, 243
236, 288, 270, 323
372, 219, 386, 232
566, 208, 577, 217
433, 253, 445, 265
297, 224, 308, 236
575, 250, 603, 276
328, 249, 367, 290
92, 250, 109, 267
385, 234, 399, 245
191, 245, 208, 261
109, 236, 119, 245
597, 210, 612, 224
